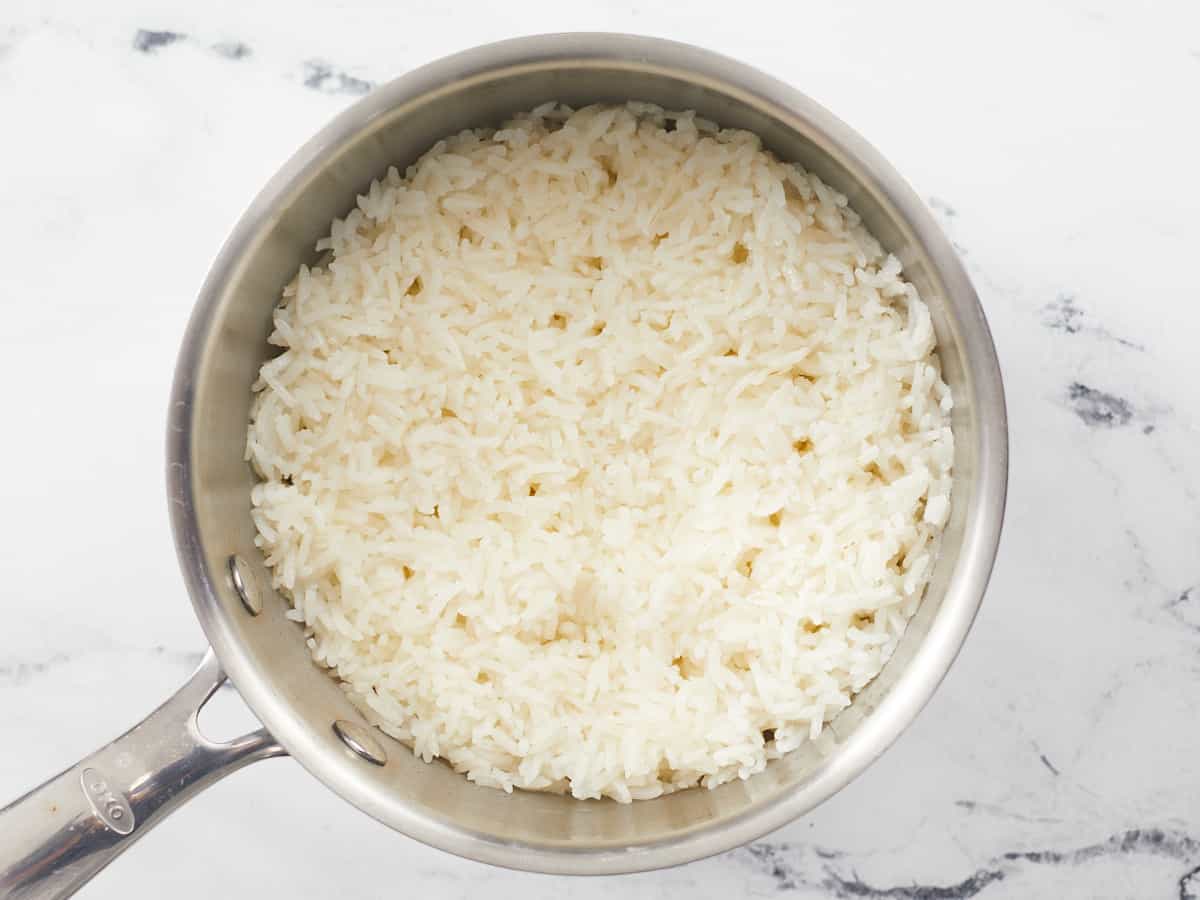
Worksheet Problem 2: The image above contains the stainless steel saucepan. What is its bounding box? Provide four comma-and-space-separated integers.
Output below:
0, 33, 1008, 898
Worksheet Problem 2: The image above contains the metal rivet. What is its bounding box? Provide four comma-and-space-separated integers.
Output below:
332, 720, 388, 766
228, 555, 262, 616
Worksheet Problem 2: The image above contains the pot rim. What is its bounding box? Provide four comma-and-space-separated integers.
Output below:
167, 32, 1008, 874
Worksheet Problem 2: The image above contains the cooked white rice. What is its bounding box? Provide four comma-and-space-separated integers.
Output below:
246, 102, 954, 803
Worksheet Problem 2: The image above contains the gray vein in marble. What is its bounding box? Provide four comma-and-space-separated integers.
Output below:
1024, 739, 1062, 779
1123, 525, 1163, 593
1078, 435, 1197, 641
301, 60, 373, 95
1042, 293, 1143, 350
1182, 864, 1200, 899
125, 30, 375, 102
928, 196, 957, 218
1167, 587, 1200, 631
1038, 753, 1059, 776
926, 196, 968, 257
738, 829, 1200, 898
1066, 382, 1136, 429
953, 800, 1063, 826
131, 27, 254, 62
212, 40, 252, 60
0, 644, 204, 686
1148, 431, 1200, 508
125, 26, 376, 92
1116, 523, 1200, 641
132, 29, 184, 53
0, 652, 72, 686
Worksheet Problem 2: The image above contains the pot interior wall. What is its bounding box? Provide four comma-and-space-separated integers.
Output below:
178, 50, 981, 866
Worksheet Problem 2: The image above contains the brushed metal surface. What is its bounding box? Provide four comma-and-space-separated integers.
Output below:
228, 554, 262, 616
333, 721, 389, 767
0, 33, 1007, 893
169, 33, 1006, 873
0, 652, 283, 899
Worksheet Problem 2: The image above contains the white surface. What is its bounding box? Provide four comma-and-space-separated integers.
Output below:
1, 1, 1198, 897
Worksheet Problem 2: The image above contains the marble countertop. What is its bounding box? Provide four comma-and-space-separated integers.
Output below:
2, 1, 1198, 897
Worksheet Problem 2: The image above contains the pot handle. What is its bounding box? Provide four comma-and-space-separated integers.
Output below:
0, 648, 285, 899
